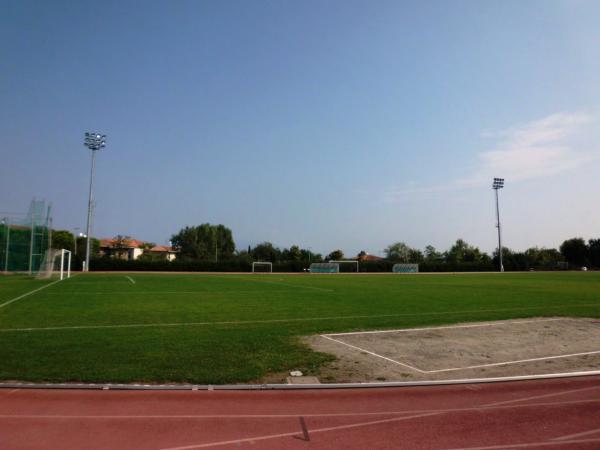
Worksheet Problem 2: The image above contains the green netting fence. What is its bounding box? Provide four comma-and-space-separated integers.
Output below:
0, 200, 52, 274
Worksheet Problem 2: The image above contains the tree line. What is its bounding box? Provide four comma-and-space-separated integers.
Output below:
50, 224, 600, 271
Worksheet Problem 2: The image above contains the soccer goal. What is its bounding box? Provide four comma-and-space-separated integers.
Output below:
252, 261, 273, 273
392, 263, 419, 273
330, 260, 359, 272
37, 249, 71, 280
309, 262, 339, 273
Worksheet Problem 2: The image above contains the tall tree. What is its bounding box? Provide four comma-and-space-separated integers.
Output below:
560, 238, 589, 267
250, 242, 281, 262
424, 245, 441, 261
171, 224, 235, 260
588, 239, 600, 268
446, 239, 487, 263
327, 249, 344, 261
51, 230, 75, 252
384, 242, 412, 262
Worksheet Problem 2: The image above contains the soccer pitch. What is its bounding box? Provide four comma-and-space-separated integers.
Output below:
1, 272, 600, 384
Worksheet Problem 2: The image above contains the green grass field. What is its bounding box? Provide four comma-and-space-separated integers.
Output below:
1, 272, 599, 384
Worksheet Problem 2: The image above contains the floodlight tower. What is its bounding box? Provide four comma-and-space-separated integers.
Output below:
83, 132, 106, 272
492, 178, 505, 272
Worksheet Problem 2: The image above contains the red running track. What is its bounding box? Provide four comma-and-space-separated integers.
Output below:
1, 376, 600, 449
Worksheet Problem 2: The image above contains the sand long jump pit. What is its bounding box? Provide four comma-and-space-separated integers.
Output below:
306, 318, 600, 382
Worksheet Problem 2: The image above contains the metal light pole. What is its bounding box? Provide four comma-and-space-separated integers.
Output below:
2, 218, 9, 273
492, 178, 505, 272
73, 227, 80, 256
83, 132, 106, 272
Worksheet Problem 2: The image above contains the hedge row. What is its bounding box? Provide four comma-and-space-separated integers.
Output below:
88, 258, 503, 272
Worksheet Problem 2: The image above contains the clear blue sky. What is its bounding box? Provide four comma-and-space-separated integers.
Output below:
1, 0, 599, 256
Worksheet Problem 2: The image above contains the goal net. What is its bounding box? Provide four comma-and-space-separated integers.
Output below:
252, 261, 272, 273
37, 249, 71, 280
1, 199, 52, 274
330, 260, 359, 272
309, 263, 339, 273
392, 263, 419, 273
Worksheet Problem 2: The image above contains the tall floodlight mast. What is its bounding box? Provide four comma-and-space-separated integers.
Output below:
83, 132, 106, 272
492, 177, 505, 272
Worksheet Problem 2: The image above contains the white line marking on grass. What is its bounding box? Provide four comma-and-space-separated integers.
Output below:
125, 276, 135, 284
0, 279, 62, 309
1, 304, 599, 333
324, 317, 564, 337
227, 276, 334, 292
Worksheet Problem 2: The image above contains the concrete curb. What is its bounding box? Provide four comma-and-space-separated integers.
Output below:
2, 370, 600, 391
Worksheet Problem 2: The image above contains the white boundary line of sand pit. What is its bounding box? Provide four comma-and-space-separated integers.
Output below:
320, 318, 600, 374
324, 317, 565, 337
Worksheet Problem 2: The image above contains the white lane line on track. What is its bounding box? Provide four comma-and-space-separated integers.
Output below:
485, 385, 600, 406
162, 399, 600, 450
159, 411, 441, 450
2, 303, 599, 333
2, 398, 598, 420
552, 427, 600, 441
0, 389, 20, 397
157, 395, 600, 450
0, 279, 62, 309
125, 276, 135, 284
445, 438, 600, 450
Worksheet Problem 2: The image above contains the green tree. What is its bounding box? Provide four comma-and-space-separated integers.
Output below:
250, 242, 281, 262
76, 237, 100, 258
51, 230, 75, 252
446, 239, 488, 263
524, 247, 562, 268
560, 238, 589, 267
171, 224, 235, 261
283, 245, 302, 261
384, 242, 412, 262
408, 248, 424, 263
327, 249, 344, 260
424, 245, 441, 261
589, 239, 600, 268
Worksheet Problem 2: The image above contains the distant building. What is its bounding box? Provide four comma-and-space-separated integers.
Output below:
99, 238, 146, 261
356, 251, 384, 262
99, 238, 178, 261
148, 245, 178, 262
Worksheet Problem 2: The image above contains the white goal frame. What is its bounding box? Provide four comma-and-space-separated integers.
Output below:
252, 261, 272, 273
37, 249, 71, 280
330, 260, 359, 272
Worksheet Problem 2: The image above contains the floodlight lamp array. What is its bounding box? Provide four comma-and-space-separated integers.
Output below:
492, 177, 505, 189
84, 132, 107, 151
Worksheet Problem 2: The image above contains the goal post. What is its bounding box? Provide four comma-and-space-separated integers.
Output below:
37, 249, 71, 280
392, 263, 419, 273
252, 261, 272, 273
330, 260, 359, 272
